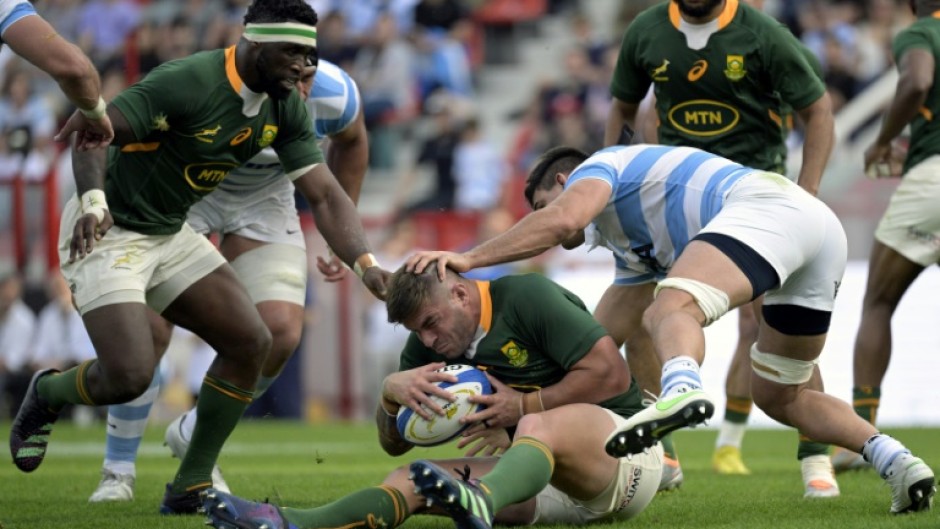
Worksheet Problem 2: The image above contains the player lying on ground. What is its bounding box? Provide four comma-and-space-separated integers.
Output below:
201, 265, 664, 529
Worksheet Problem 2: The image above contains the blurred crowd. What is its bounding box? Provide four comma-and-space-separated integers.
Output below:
0, 0, 919, 419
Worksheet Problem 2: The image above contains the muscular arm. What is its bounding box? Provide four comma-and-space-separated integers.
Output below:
604, 98, 640, 147
293, 164, 372, 268
3, 15, 101, 112
793, 92, 835, 195
326, 109, 369, 204
876, 49, 934, 146
538, 335, 631, 410
463, 179, 611, 269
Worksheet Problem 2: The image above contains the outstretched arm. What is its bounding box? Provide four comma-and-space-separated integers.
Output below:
293, 164, 389, 299
406, 179, 611, 278
316, 109, 370, 281
4, 14, 114, 147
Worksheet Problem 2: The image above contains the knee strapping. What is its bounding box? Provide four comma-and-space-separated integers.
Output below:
749, 344, 818, 385
654, 278, 730, 326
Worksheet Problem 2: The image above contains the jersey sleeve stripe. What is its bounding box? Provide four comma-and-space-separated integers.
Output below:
0, 2, 37, 37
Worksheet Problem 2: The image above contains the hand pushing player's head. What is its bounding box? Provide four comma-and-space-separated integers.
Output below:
240, 0, 319, 100
386, 263, 480, 360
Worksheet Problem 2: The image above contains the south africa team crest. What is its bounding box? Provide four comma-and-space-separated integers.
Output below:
258, 124, 278, 147
724, 55, 746, 81
500, 340, 529, 367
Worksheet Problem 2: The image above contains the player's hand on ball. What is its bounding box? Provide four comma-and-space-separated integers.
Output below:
462, 373, 523, 429
458, 424, 511, 457
317, 254, 348, 282
69, 209, 113, 263
382, 362, 457, 420
361, 266, 390, 300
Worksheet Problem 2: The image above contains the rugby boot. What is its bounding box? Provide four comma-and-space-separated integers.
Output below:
605, 389, 714, 458
10, 368, 60, 472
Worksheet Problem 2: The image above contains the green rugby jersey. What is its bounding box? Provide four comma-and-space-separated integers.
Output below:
893, 13, 940, 173
611, 0, 825, 172
399, 274, 644, 419
107, 46, 324, 235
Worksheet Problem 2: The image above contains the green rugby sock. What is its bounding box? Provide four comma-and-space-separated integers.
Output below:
38, 360, 97, 409
172, 375, 252, 492
661, 433, 678, 460
797, 437, 830, 460
282, 486, 409, 529
852, 386, 880, 425
724, 395, 752, 424
480, 437, 554, 512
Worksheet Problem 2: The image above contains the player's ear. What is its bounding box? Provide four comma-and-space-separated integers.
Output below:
451, 281, 469, 306
555, 172, 568, 187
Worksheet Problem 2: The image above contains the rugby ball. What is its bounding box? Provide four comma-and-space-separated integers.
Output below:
396, 364, 492, 447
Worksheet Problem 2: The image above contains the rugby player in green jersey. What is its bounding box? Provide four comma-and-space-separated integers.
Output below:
9, 0, 389, 515
199, 266, 664, 529
603, 0, 838, 496
835, 0, 940, 473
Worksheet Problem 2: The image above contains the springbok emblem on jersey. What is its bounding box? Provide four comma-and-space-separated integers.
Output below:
652, 59, 670, 81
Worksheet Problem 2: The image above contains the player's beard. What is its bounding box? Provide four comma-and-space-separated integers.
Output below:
673, 0, 724, 18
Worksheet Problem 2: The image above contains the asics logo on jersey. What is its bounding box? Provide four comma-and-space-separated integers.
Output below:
230, 127, 252, 146
687, 60, 708, 82
667, 100, 740, 137
183, 162, 238, 192
724, 55, 746, 81
193, 124, 222, 144
652, 59, 670, 81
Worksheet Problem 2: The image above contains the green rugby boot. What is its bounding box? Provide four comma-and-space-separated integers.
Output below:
10, 369, 60, 472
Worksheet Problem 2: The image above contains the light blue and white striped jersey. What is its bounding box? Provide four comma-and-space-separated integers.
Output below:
0, 0, 36, 41
566, 144, 753, 284
221, 59, 362, 191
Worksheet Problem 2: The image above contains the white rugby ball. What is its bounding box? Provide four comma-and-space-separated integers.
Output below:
396, 364, 492, 447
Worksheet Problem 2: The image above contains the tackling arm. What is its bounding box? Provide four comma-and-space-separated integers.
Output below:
462, 179, 611, 269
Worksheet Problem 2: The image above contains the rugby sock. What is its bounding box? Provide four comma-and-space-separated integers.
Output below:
715, 396, 751, 449
861, 433, 909, 476
179, 374, 278, 442
282, 486, 408, 529
797, 435, 831, 460
171, 374, 252, 492
479, 437, 554, 512
102, 370, 161, 476
660, 356, 702, 399
852, 386, 880, 425
660, 434, 679, 460
38, 360, 98, 409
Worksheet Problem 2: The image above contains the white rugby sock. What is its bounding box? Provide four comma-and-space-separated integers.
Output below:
102, 371, 161, 476
660, 356, 703, 399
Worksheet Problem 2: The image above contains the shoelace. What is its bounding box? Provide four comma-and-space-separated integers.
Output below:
454, 464, 473, 483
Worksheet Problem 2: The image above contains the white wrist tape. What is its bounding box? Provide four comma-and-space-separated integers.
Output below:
80, 189, 108, 223
80, 96, 107, 120
353, 253, 380, 278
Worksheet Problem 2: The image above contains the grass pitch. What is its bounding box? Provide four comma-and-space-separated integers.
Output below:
1, 420, 937, 529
